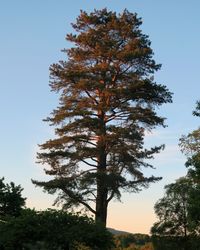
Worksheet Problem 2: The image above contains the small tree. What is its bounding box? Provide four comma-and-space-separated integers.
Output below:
33, 9, 172, 226
179, 101, 200, 228
151, 173, 200, 249
151, 177, 192, 238
184, 157, 200, 232
0, 177, 26, 219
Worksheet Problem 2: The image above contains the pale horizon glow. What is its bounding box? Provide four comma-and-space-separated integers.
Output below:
0, 1, 200, 234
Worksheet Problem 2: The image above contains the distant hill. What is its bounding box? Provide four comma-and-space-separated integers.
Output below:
107, 228, 132, 235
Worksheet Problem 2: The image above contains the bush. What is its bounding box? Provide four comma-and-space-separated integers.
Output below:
0, 209, 114, 250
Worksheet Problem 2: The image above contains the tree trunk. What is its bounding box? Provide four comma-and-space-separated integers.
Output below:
95, 105, 108, 226
95, 172, 108, 226
95, 140, 108, 226
95, 110, 108, 226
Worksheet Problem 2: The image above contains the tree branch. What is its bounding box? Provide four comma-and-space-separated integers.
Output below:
61, 187, 96, 214
107, 190, 115, 203
85, 90, 99, 105
79, 139, 97, 147
81, 159, 97, 168
71, 168, 96, 178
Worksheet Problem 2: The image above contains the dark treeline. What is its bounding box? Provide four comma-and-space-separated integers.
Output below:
0, 177, 113, 249
152, 236, 200, 250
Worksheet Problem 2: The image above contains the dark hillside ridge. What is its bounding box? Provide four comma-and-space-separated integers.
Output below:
108, 228, 131, 235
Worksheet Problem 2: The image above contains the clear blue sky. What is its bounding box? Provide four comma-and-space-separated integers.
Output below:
0, 0, 200, 234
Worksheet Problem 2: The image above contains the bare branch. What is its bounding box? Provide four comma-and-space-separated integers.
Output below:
85, 90, 99, 105
79, 139, 97, 147
72, 168, 96, 178
78, 199, 96, 214
107, 190, 115, 203
91, 157, 98, 163
81, 159, 97, 168
61, 187, 96, 214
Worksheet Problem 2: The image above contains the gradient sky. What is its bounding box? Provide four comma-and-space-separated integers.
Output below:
1, 0, 200, 234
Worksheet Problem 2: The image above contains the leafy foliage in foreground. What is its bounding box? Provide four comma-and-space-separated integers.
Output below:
0, 209, 114, 250
152, 235, 200, 250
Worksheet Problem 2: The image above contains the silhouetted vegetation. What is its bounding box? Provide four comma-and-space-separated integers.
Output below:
0, 177, 26, 219
0, 208, 114, 250
152, 235, 200, 250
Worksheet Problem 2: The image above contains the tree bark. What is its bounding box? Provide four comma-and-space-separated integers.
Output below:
95, 177, 108, 226
95, 109, 108, 226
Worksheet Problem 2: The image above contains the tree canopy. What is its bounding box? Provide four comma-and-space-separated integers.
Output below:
151, 177, 194, 238
151, 176, 200, 250
0, 177, 26, 219
179, 101, 200, 157
33, 8, 172, 225
179, 101, 200, 229
151, 103, 200, 250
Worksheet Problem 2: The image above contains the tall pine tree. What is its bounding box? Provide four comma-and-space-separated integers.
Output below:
33, 9, 172, 225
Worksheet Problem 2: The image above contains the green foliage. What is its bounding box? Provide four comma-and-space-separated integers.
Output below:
193, 100, 200, 117
151, 176, 200, 249
0, 209, 114, 250
179, 101, 200, 229
0, 177, 26, 219
151, 177, 195, 237
179, 129, 200, 158
152, 103, 200, 249
179, 100, 200, 161
33, 8, 172, 225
